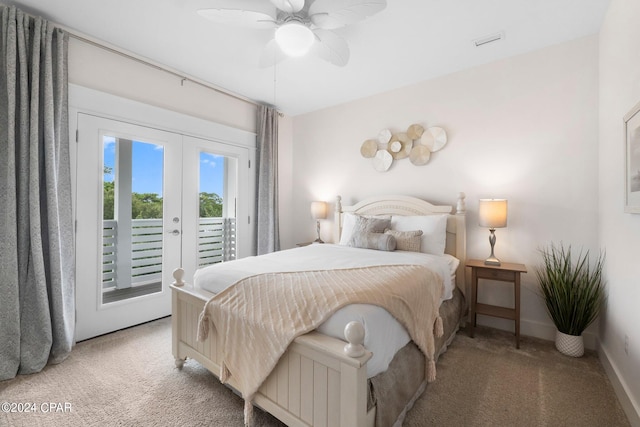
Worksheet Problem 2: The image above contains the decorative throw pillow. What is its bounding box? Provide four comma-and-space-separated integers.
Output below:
349, 232, 396, 251
339, 213, 391, 245
346, 215, 392, 245
384, 229, 423, 252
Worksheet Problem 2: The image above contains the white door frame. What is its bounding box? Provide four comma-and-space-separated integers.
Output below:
70, 85, 256, 341
75, 114, 183, 341
181, 135, 251, 282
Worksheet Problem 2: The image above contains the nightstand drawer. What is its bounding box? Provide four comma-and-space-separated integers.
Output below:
475, 268, 516, 281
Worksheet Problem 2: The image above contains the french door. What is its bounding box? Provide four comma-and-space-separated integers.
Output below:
75, 114, 250, 341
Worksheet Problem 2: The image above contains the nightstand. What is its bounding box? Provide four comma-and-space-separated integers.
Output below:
466, 259, 527, 348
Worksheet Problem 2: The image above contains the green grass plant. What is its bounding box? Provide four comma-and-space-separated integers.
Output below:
536, 244, 605, 336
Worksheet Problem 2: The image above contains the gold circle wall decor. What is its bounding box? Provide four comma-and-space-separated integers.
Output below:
409, 145, 431, 165
407, 124, 425, 140
420, 126, 448, 152
360, 139, 378, 158
389, 140, 402, 153
360, 123, 448, 172
387, 133, 411, 159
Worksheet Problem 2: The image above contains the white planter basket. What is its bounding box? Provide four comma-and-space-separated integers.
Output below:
555, 330, 584, 357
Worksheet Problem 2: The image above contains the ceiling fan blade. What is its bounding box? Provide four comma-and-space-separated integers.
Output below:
259, 39, 288, 68
269, 0, 305, 14
197, 0, 278, 29
310, 29, 350, 66
309, 0, 386, 29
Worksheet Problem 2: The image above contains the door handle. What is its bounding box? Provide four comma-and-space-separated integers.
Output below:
167, 229, 180, 236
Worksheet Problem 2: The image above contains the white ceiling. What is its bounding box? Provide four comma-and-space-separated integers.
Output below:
6, 0, 610, 116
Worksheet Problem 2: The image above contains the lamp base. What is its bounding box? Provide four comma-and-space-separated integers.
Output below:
484, 256, 501, 266
314, 220, 324, 243
485, 228, 501, 266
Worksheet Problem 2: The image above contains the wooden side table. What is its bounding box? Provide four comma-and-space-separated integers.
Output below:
466, 259, 527, 348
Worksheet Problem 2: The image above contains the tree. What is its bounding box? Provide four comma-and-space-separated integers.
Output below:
132, 193, 163, 219
103, 181, 115, 220
199, 192, 223, 217
103, 166, 114, 220
103, 175, 223, 219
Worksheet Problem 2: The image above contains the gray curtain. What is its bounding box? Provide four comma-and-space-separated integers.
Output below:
0, 6, 74, 380
255, 105, 280, 255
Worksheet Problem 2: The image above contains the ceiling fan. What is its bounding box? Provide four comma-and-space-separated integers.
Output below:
197, 0, 387, 67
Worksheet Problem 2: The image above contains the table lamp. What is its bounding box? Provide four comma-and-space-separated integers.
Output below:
478, 199, 508, 266
310, 201, 328, 243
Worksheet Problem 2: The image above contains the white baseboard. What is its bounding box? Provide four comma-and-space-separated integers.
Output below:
475, 316, 598, 349
598, 344, 640, 427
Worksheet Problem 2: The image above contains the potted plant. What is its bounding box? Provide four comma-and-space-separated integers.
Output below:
536, 243, 605, 357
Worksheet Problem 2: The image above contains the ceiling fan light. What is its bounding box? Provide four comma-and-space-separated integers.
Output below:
275, 22, 315, 57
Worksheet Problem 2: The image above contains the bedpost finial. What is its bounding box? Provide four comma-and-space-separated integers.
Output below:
343, 321, 365, 358
456, 192, 466, 214
335, 195, 342, 212
173, 267, 185, 286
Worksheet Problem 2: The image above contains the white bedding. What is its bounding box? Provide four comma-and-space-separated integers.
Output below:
194, 243, 459, 378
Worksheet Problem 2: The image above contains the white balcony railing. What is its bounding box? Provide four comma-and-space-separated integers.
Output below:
102, 217, 236, 291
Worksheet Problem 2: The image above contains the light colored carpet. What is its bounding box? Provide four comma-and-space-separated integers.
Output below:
0, 317, 630, 427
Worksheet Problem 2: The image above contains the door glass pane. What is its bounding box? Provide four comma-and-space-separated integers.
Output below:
102, 137, 164, 304
198, 151, 237, 267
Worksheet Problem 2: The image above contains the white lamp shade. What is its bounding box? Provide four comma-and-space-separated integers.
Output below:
275, 21, 315, 57
478, 199, 508, 228
310, 201, 328, 220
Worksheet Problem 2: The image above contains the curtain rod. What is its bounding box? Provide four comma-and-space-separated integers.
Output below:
61, 27, 258, 108
0, 4, 281, 113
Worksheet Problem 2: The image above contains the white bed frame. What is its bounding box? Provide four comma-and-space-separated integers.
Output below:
171, 193, 467, 427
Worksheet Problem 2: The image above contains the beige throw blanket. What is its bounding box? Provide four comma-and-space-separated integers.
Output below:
197, 264, 444, 425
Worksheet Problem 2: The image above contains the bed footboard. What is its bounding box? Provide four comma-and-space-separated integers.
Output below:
171, 281, 375, 427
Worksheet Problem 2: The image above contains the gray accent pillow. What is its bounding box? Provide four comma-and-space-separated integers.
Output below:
348, 215, 391, 242
349, 232, 397, 251
339, 213, 392, 245
384, 229, 423, 252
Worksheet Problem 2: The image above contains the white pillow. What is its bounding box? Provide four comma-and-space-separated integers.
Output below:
390, 214, 448, 255
339, 213, 391, 245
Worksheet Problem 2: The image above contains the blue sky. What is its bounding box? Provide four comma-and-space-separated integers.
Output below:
103, 137, 224, 196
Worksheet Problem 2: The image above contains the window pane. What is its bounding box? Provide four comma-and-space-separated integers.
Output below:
198, 151, 236, 267
102, 137, 164, 304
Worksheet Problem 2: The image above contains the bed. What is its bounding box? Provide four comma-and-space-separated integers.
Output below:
171, 193, 467, 427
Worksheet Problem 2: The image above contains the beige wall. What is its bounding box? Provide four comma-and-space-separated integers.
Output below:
289, 36, 600, 346
599, 0, 640, 422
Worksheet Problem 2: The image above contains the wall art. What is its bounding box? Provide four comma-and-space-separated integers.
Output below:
625, 101, 640, 213
360, 123, 448, 172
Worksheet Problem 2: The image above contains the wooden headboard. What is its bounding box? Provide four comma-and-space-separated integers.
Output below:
333, 193, 467, 295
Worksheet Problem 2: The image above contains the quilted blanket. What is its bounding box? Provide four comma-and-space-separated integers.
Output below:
197, 264, 444, 425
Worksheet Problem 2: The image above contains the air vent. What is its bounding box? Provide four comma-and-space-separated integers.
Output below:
473, 31, 505, 47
